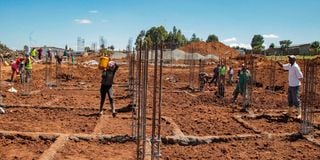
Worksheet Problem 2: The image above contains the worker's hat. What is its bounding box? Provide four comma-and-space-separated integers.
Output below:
288, 55, 296, 59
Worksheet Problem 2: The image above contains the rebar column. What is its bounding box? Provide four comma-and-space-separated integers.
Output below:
141, 44, 149, 159
301, 59, 316, 134
269, 54, 276, 92
136, 41, 143, 159
131, 49, 136, 138
151, 43, 159, 160
151, 42, 163, 159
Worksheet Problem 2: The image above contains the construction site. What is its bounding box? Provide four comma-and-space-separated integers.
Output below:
0, 40, 319, 160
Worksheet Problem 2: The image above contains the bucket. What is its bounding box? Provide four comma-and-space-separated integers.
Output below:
99, 56, 109, 70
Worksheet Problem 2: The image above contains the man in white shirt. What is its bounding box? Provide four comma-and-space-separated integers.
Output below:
277, 55, 303, 118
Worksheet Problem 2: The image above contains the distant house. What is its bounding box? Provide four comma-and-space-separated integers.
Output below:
236, 49, 246, 56
265, 43, 311, 56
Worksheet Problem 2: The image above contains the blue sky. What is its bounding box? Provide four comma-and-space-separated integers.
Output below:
0, 0, 319, 50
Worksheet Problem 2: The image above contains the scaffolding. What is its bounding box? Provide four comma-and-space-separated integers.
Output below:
301, 58, 318, 134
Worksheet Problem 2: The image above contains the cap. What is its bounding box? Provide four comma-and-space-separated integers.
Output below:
288, 55, 296, 59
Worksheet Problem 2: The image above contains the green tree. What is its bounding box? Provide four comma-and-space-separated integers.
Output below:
190, 33, 201, 42
251, 34, 265, 52
269, 43, 275, 49
145, 26, 168, 48
84, 46, 90, 52
310, 41, 320, 54
165, 26, 189, 49
206, 34, 219, 42
135, 30, 146, 47
279, 40, 292, 54
108, 45, 115, 51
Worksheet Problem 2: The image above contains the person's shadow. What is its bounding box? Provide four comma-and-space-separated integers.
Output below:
78, 113, 100, 117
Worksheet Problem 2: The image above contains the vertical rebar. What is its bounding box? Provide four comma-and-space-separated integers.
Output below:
157, 42, 163, 158
151, 43, 158, 160
136, 41, 143, 160
142, 44, 149, 159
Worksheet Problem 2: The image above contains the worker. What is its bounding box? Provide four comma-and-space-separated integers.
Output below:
99, 61, 119, 117
209, 64, 220, 86
277, 55, 303, 118
219, 64, 226, 84
228, 66, 234, 85
10, 58, 21, 82
25, 53, 34, 83
46, 49, 52, 63
232, 64, 251, 112
55, 50, 63, 64
19, 57, 25, 83
216, 64, 226, 98
199, 72, 210, 92
37, 48, 43, 61
31, 48, 38, 59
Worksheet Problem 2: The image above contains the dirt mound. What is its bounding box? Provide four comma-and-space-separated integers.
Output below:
179, 41, 239, 58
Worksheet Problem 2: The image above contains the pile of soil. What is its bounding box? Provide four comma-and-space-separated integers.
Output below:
179, 41, 239, 58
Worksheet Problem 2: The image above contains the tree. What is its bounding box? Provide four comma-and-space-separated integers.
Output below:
108, 45, 115, 51
135, 30, 146, 47
310, 41, 320, 54
145, 26, 168, 48
84, 46, 90, 52
251, 34, 265, 52
165, 26, 189, 49
269, 43, 275, 49
279, 40, 292, 54
126, 38, 133, 52
190, 33, 201, 42
206, 34, 219, 42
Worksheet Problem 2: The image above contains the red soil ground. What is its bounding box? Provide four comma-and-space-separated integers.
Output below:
0, 54, 319, 159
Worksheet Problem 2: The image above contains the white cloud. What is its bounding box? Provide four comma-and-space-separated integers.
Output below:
222, 37, 237, 43
263, 34, 279, 39
74, 19, 92, 24
89, 10, 99, 14
229, 43, 251, 49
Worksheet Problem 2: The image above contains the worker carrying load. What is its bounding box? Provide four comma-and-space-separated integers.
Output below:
99, 60, 119, 117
